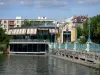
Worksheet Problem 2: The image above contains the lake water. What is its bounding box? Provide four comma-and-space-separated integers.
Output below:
0, 54, 100, 75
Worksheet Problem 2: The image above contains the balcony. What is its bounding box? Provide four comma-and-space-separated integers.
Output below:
9, 21, 15, 25
9, 25, 14, 29
9, 39, 50, 44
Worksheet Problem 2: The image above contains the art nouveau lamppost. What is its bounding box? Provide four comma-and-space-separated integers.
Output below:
72, 23, 78, 51
86, 18, 91, 52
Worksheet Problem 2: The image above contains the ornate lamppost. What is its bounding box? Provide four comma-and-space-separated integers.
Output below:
71, 22, 78, 51
86, 18, 91, 52
66, 24, 69, 50
54, 24, 57, 49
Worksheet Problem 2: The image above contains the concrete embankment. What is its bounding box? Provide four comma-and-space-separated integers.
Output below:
50, 49, 100, 70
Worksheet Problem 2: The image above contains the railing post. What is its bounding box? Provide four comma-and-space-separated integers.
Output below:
65, 43, 68, 50
74, 42, 77, 51
86, 42, 91, 52
54, 43, 56, 49
59, 43, 60, 49
72, 23, 78, 51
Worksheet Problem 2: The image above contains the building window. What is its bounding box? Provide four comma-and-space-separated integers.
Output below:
74, 19, 77, 22
4, 20, 6, 23
81, 19, 83, 22
17, 20, 19, 23
17, 25, 19, 27
4, 25, 6, 28
10, 21, 14, 25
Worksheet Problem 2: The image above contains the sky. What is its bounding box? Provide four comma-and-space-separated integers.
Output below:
0, 0, 100, 20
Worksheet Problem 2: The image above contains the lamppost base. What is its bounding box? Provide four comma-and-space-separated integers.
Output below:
85, 41, 92, 52
74, 41, 78, 51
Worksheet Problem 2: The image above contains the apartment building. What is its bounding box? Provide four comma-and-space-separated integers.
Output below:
0, 16, 22, 32
0, 16, 55, 32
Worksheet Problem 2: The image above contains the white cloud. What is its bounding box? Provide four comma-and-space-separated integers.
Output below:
75, 0, 100, 5
0, 2, 5, 6
19, 0, 33, 5
0, 0, 68, 9
33, 0, 68, 9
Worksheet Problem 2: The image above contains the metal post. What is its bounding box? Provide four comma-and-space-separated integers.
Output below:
74, 23, 78, 51
66, 25, 68, 50
55, 25, 56, 43
54, 24, 56, 49
86, 18, 91, 52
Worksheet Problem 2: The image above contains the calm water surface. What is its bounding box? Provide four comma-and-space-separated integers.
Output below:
0, 54, 100, 75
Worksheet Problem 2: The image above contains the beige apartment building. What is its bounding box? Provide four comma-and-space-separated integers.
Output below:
0, 16, 55, 32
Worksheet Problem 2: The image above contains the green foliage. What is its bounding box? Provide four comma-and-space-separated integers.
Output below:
78, 38, 87, 44
0, 28, 11, 51
0, 46, 6, 52
83, 19, 88, 38
78, 14, 100, 43
77, 26, 83, 38
22, 19, 33, 26
90, 15, 100, 37
0, 28, 11, 44
71, 41, 75, 44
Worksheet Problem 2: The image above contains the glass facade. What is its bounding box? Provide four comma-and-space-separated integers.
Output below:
11, 29, 56, 42
63, 31, 71, 43
9, 28, 57, 52
10, 44, 48, 52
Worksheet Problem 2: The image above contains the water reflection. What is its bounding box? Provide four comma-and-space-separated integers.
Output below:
0, 54, 100, 75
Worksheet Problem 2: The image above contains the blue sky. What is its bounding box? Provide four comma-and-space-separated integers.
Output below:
0, 0, 100, 20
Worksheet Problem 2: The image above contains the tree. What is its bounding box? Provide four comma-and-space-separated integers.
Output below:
77, 25, 87, 44
0, 28, 11, 51
83, 19, 88, 38
22, 19, 33, 26
91, 15, 100, 37
77, 26, 83, 38
81, 14, 100, 43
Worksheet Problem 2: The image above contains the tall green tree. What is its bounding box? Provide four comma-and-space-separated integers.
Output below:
22, 19, 33, 26
91, 15, 100, 37
81, 14, 100, 43
0, 28, 12, 51
0, 28, 11, 44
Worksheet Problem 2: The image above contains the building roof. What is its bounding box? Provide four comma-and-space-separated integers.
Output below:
0, 19, 55, 21
10, 24, 58, 30
72, 15, 88, 23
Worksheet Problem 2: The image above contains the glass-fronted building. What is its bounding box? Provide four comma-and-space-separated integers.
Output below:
7, 25, 58, 53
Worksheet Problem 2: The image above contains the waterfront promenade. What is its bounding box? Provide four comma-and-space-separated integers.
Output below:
51, 49, 100, 69
49, 42, 100, 69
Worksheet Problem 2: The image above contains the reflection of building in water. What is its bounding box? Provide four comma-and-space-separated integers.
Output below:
36, 56, 49, 75
70, 64, 76, 75
49, 57, 77, 75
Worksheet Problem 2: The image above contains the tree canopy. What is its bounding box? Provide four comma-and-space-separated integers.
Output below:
0, 28, 11, 44
77, 14, 100, 43
0, 28, 12, 51
22, 19, 33, 26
